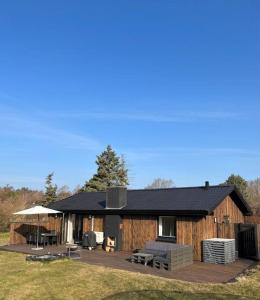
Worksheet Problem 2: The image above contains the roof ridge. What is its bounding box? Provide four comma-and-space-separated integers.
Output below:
128, 184, 234, 192
80, 191, 106, 194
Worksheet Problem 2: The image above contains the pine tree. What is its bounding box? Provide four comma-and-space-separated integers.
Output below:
43, 172, 57, 205
224, 174, 248, 199
82, 145, 129, 192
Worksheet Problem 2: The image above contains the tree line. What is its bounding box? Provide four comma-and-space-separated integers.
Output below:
0, 144, 259, 232
39, 145, 260, 214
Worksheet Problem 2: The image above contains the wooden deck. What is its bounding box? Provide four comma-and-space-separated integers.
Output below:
0, 244, 256, 283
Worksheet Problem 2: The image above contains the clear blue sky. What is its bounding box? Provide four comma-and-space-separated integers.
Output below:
0, 1, 259, 191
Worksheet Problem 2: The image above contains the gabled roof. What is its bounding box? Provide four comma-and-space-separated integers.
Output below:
48, 185, 252, 216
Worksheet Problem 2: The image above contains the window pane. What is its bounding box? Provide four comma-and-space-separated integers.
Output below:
161, 216, 176, 237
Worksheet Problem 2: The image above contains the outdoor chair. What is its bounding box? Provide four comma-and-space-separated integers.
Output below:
26, 233, 35, 245
50, 231, 58, 245
38, 233, 47, 246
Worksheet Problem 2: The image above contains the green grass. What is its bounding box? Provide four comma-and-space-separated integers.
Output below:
0, 251, 259, 300
0, 232, 9, 246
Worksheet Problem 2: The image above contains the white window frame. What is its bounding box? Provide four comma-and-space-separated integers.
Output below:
158, 216, 176, 238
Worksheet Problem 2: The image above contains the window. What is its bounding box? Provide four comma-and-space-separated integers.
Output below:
159, 216, 176, 238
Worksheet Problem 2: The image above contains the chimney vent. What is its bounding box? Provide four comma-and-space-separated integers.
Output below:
205, 181, 209, 189
106, 187, 127, 209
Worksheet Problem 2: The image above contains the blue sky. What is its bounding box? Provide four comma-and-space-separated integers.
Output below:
0, 1, 259, 190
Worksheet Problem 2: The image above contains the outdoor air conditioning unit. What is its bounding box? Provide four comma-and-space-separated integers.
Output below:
203, 238, 236, 264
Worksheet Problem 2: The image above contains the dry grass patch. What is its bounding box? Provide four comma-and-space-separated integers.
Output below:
0, 232, 9, 246
0, 251, 259, 300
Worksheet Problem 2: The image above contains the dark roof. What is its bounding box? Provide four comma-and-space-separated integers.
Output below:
49, 185, 252, 216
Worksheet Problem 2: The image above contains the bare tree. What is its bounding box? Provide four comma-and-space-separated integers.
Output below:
247, 178, 260, 213
57, 185, 71, 200
73, 184, 82, 194
0, 185, 44, 232
145, 178, 175, 189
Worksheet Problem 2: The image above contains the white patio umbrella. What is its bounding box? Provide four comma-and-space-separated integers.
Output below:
13, 206, 61, 250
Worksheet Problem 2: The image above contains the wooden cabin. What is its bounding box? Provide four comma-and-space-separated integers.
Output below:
46, 183, 252, 260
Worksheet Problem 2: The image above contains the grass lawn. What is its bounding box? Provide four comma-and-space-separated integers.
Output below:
0, 232, 9, 246
0, 249, 259, 300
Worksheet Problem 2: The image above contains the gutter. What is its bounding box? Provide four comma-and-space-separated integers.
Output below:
52, 209, 209, 216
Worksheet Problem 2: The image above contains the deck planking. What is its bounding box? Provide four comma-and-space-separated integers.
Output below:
0, 244, 255, 283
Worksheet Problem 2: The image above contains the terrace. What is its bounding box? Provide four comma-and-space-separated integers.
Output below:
0, 243, 255, 284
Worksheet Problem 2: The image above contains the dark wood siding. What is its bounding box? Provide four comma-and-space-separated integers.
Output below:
93, 216, 104, 231
83, 215, 104, 232
176, 216, 217, 261
176, 196, 246, 260
217, 223, 235, 239
9, 216, 62, 245
83, 216, 90, 232
213, 195, 244, 223
121, 216, 157, 251
176, 217, 193, 245
192, 216, 216, 261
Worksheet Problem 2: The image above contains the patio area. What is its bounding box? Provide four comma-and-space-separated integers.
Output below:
0, 243, 255, 283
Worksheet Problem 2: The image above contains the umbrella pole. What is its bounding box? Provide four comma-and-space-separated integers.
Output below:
37, 214, 39, 249
32, 214, 43, 250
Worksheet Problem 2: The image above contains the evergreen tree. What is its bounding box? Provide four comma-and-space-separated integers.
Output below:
224, 174, 248, 199
82, 145, 129, 192
43, 172, 57, 205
